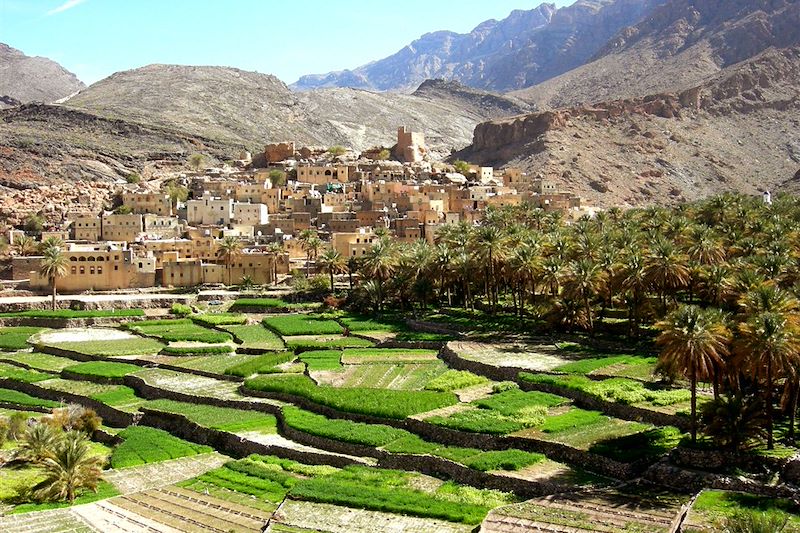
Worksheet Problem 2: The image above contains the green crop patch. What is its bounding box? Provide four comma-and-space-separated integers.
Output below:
283, 406, 407, 447
110, 426, 212, 469
337, 315, 406, 332
464, 450, 546, 472
520, 373, 691, 408
298, 350, 342, 371
0, 327, 45, 351
223, 352, 294, 377
263, 315, 343, 336
473, 390, 568, 414
144, 399, 277, 433
127, 319, 231, 344
222, 324, 285, 351
0, 362, 52, 383
538, 409, 607, 433
244, 374, 457, 419
0, 388, 59, 408
554, 355, 656, 375
589, 426, 683, 462
191, 313, 248, 327
161, 345, 233, 355
0, 309, 144, 319
0, 352, 74, 372
285, 336, 374, 351
63, 361, 142, 378
46, 337, 165, 357
229, 298, 311, 312
91, 386, 143, 410
341, 348, 438, 365
427, 408, 532, 435
424, 370, 488, 392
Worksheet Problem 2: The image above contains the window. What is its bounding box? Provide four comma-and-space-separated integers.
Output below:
71, 266, 76, 274
90, 267, 95, 275
114, 265, 118, 271
97, 267, 103, 274
79, 267, 85, 274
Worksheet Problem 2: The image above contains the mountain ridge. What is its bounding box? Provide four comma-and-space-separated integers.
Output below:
0, 43, 85, 109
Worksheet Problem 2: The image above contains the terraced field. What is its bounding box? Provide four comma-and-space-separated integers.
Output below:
0, 312, 795, 531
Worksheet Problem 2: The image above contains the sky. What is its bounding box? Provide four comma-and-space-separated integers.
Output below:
0, 0, 572, 86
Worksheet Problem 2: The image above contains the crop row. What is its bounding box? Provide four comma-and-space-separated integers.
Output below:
126, 319, 231, 344
110, 426, 212, 469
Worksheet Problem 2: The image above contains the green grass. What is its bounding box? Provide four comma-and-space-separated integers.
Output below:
427, 408, 532, 434
339, 363, 447, 390
0, 327, 45, 351
393, 331, 454, 342
143, 399, 277, 433
285, 336, 374, 351
44, 337, 165, 357
337, 315, 405, 332
159, 353, 259, 374
229, 298, 298, 311
554, 355, 657, 375
424, 370, 488, 392
474, 389, 569, 415
298, 350, 342, 371
341, 348, 438, 364
538, 409, 607, 433
223, 352, 294, 377
0, 309, 144, 319
10, 481, 119, 514
222, 324, 284, 351
691, 490, 800, 527
244, 374, 457, 419
126, 319, 231, 344
188, 463, 290, 503
110, 426, 212, 469
190, 313, 248, 326
0, 388, 59, 408
520, 373, 691, 407
90, 386, 144, 410
0, 352, 75, 372
160, 345, 233, 355
263, 315, 343, 336
0, 362, 53, 382
463, 450, 546, 472
588, 426, 683, 462
63, 361, 142, 378
283, 406, 409, 446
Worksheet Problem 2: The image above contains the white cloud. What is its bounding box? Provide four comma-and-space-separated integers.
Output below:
46, 0, 87, 16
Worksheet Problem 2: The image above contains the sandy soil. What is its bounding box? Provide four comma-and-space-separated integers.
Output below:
37, 327, 137, 343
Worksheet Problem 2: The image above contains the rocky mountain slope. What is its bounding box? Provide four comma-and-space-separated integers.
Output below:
64, 64, 531, 158
293, 0, 660, 93
0, 43, 85, 109
456, 46, 800, 206
513, 0, 800, 108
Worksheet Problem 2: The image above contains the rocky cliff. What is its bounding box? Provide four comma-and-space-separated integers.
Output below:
458, 47, 800, 206
0, 43, 85, 109
293, 0, 659, 92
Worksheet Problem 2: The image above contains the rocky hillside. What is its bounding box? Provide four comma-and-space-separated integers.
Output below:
456, 46, 800, 206
513, 0, 800, 108
0, 43, 85, 109
293, 0, 660, 93
64, 64, 530, 158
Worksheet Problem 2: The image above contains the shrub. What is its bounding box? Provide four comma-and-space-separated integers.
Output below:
7, 411, 29, 439
160, 345, 233, 355
170, 303, 193, 317
191, 313, 248, 327
424, 370, 488, 392
223, 352, 294, 377
244, 374, 457, 419
0, 327, 45, 351
63, 361, 141, 379
111, 426, 211, 468
298, 350, 342, 371
263, 315, 343, 336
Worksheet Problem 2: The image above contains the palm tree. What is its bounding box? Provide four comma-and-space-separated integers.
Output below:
264, 242, 282, 285
40, 245, 68, 311
298, 230, 322, 277
701, 394, 767, 451
34, 431, 103, 504
656, 305, 730, 443
735, 311, 800, 449
562, 258, 606, 334
217, 236, 242, 285
317, 248, 346, 292
38, 237, 64, 254
13, 234, 36, 256
360, 239, 396, 313
17, 422, 59, 463
645, 238, 690, 316
471, 225, 508, 311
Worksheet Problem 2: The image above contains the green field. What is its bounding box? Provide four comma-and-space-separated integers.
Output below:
143, 399, 278, 433
43, 337, 165, 357
0, 327, 45, 351
0, 351, 75, 372
63, 361, 142, 378
223, 324, 285, 350
263, 315, 343, 336
110, 426, 212, 468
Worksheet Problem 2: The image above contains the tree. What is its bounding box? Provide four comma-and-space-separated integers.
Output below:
188, 153, 206, 172
656, 305, 730, 443
298, 230, 322, 277
34, 431, 103, 504
317, 248, 346, 292
217, 236, 242, 286
18, 422, 59, 463
645, 238, 690, 315
264, 242, 282, 285
268, 169, 287, 187
24, 214, 44, 234
562, 258, 606, 334
360, 239, 397, 312
701, 394, 767, 451
328, 146, 346, 156
377, 149, 391, 161
453, 159, 472, 176
40, 245, 69, 311
165, 182, 189, 208
472, 225, 508, 312
735, 311, 800, 449
13, 235, 37, 256
125, 173, 141, 184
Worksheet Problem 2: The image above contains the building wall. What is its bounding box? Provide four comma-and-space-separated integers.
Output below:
122, 193, 172, 216
72, 216, 101, 241
101, 214, 143, 242
332, 231, 376, 258
296, 166, 350, 185
28, 248, 154, 292
233, 203, 269, 225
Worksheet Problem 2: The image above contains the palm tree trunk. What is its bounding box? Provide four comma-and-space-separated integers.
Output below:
789, 381, 798, 442
690, 366, 697, 444
767, 359, 774, 450
51, 277, 57, 311
329, 271, 334, 292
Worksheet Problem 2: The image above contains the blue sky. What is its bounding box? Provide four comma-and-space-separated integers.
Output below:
0, 0, 571, 85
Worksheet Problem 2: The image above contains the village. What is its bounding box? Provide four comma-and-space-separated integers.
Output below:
7, 127, 591, 294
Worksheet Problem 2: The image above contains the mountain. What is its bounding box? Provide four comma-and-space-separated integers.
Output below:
292, 0, 661, 93
513, 0, 800, 108
63, 64, 531, 158
455, 46, 800, 206
0, 43, 85, 109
